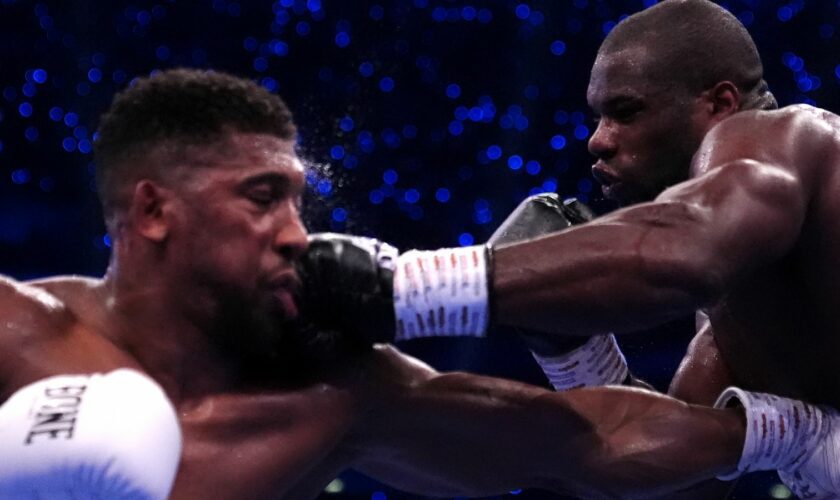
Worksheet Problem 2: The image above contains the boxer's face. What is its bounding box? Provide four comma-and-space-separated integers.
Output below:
587, 46, 709, 206
170, 131, 308, 328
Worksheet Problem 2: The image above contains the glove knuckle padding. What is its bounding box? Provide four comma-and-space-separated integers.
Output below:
0, 369, 182, 500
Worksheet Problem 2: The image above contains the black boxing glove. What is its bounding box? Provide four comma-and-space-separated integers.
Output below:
294, 233, 399, 347
488, 194, 631, 390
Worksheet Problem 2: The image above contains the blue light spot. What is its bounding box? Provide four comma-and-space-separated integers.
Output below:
49, 107, 63, 122
543, 178, 558, 192
435, 187, 450, 202
359, 61, 374, 77
459, 233, 474, 246
342, 154, 358, 169
103, 234, 112, 248
797, 77, 813, 92
577, 178, 593, 193
515, 3, 530, 19
307, 0, 322, 11
508, 155, 523, 170
514, 116, 529, 130
18, 102, 32, 117
369, 5, 384, 20
402, 125, 417, 138
11, 169, 31, 184
486, 145, 502, 160
73, 126, 88, 139
834, 65, 840, 80
526, 161, 541, 175
88, 68, 102, 83
317, 179, 332, 195
330, 145, 345, 160
243, 36, 258, 51
738, 10, 754, 26
461, 6, 476, 20
379, 77, 395, 92
332, 207, 347, 222
602, 20, 616, 34
404, 188, 420, 203
777, 6, 793, 22
524, 85, 539, 100
339, 116, 354, 132
468, 107, 483, 121
21, 83, 36, 98
431, 7, 447, 22
32, 69, 47, 84
383, 169, 398, 185
335, 31, 350, 47
454, 106, 469, 121
574, 125, 590, 140
359, 131, 375, 153
136, 10, 152, 25
446, 83, 461, 99
477, 8, 492, 23
642, 0, 656, 6
62, 137, 77, 152
253, 57, 268, 72
260, 77, 278, 92
296, 21, 311, 35
369, 189, 385, 204
448, 120, 464, 136
272, 40, 289, 56
551, 134, 567, 150
78, 139, 92, 154
372, 492, 387, 500
510, 489, 523, 495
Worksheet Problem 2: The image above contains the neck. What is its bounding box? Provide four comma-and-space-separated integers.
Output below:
100, 260, 239, 404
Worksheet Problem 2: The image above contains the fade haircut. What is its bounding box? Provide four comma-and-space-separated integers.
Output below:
601, 0, 777, 110
94, 68, 297, 227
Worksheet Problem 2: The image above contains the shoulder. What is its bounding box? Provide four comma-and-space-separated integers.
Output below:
0, 275, 75, 387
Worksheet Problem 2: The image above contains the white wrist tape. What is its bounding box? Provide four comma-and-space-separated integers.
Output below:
713, 388, 830, 481
531, 334, 629, 391
0, 369, 182, 499
393, 245, 490, 340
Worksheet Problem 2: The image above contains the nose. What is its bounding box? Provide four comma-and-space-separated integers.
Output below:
587, 119, 617, 160
273, 201, 309, 262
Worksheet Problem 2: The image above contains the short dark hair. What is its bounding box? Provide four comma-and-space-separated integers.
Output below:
94, 68, 297, 223
601, 0, 777, 110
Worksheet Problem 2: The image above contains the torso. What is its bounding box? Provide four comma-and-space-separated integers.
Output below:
0, 276, 371, 499
687, 105, 840, 407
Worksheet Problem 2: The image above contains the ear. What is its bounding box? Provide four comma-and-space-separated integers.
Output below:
129, 180, 174, 242
703, 81, 740, 118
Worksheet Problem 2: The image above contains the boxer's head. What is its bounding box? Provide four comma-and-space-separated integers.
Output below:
587, 0, 777, 206
95, 69, 310, 362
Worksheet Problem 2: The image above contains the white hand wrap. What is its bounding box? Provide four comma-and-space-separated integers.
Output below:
714, 388, 840, 498
531, 333, 629, 391
0, 369, 182, 499
393, 245, 489, 340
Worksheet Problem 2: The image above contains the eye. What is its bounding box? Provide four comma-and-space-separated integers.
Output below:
247, 187, 279, 207
611, 105, 643, 124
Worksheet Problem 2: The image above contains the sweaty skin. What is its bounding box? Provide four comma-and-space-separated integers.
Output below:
0, 130, 744, 499
0, 276, 743, 499
495, 105, 840, 409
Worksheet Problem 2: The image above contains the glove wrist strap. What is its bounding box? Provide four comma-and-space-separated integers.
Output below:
393, 245, 489, 340
531, 334, 628, 391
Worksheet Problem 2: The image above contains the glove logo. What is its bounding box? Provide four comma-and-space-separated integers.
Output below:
24, 383, 87, 445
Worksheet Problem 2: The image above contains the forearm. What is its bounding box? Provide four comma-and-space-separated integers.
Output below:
351, 370, 743, 498
494, 202, 720, 335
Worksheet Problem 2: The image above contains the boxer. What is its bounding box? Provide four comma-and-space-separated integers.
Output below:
1, 68, 822, 500
296, 1, 840, 496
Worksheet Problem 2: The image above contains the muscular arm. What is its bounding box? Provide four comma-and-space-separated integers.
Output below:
494, 111, 816, 335
348, 346, 744, 499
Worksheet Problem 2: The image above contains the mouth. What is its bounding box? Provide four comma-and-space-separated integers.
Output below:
591, 162, 621, 200
266, 272, 302, 319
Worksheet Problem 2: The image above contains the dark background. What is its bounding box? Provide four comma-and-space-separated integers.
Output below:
0, 0, 835, 498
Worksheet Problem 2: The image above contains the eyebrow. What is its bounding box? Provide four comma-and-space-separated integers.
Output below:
239, 171, 304, 194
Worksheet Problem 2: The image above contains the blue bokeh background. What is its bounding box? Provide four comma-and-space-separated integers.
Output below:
1, 0, 837, 498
